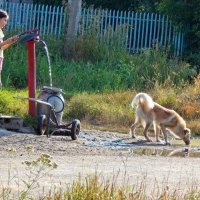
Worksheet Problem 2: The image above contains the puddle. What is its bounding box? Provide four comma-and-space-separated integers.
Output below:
80, 132, 200, 158
132, 147, 200, 158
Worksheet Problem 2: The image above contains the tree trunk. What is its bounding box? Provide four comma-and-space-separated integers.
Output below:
64, 0, 82, 59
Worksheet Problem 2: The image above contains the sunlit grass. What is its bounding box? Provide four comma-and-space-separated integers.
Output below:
1, 85, 200, 137
0, 88, 28, 116
65, 87, 200, 137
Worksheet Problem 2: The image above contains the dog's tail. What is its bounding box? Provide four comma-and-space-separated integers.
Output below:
131, 93, 154, 110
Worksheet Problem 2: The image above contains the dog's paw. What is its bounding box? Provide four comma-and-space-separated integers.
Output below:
146, 138, 153, 142
131, 135, 137, 139
130, 132, 137, 139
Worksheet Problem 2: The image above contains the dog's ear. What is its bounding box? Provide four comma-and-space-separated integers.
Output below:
184, 128, 191, 136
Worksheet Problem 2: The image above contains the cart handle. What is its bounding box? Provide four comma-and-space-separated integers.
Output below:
14, 96, 53, 108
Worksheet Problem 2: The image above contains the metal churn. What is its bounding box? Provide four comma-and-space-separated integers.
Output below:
37, 86, 65, 125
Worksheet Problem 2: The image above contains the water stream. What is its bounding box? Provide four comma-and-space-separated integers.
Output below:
40, 40, 53, 87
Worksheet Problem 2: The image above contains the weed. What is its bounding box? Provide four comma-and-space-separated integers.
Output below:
20, 153, 57, 199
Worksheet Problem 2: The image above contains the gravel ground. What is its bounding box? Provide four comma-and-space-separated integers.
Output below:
0, 128, 200, 198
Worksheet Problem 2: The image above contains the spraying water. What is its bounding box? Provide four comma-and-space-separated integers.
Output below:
40, 40, 53, 87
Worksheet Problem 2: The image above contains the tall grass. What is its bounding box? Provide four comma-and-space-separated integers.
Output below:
1, 168, 200, 199
3, 43, 196, 92
2, 30, 197, 92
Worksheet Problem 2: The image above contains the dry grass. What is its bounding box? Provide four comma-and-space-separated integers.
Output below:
1, 172, 200, 199
1, 80, 200, 137
65, 81, 200, 137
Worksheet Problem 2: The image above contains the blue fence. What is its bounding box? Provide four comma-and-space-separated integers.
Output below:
80, 9, 184, 56
0, 2, 184, 56
0, 2, 66, 36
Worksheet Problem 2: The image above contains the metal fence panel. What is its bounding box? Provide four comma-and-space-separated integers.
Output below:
0, 2, 66, 36
0, 2, 184, 56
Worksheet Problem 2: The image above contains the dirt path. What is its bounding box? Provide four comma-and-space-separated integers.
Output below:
0, 128, 200, 197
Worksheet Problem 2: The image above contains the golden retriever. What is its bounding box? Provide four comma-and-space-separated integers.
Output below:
130, 92, 190, 145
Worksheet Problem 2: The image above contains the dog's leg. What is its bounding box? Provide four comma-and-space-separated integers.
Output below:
160, 115, 179, 145
154, 123, 162, 142
160, 124, 170, 145
130, 121, 140, 138
143, 123, 152, 142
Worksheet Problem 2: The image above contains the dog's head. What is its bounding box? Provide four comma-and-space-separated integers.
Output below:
181, 128, 191, 145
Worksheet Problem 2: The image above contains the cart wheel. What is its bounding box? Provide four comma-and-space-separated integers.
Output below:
37, 115, 48, 135
71, 119, 81, 140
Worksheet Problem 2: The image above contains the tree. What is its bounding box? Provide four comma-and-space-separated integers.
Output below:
33, 0, 62, 6
63, 0, 82, 59
66, 0, 82, 38
82, 0, 159, 12
157, 0, 200, 67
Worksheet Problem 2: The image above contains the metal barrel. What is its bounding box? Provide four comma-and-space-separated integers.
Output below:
37, 86, 64, 125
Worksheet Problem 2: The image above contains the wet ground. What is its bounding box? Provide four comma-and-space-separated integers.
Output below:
80, 130, 200, 158
0, 128, 200, 158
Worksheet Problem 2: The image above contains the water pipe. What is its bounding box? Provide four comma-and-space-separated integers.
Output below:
20, 29, 39, 117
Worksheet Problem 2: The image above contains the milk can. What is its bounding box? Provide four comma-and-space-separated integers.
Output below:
37, 86, 64, 125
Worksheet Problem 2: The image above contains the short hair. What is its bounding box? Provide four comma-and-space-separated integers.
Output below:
0, 9, 9, 19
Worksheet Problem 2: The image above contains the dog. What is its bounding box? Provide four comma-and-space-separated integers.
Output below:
130, 92, 190, 145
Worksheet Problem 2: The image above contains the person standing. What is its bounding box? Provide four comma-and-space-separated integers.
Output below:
0, 9, 18, 87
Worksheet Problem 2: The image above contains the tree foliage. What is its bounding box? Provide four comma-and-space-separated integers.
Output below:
82, 0, 200, 66
156, 0, 200, 67
82, 0, 159, 12
33, 0, 63, 6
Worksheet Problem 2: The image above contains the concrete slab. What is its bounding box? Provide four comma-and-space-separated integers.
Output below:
0, 115, 23, 130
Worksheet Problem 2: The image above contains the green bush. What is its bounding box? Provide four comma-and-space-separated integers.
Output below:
1, 32, 197, 93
